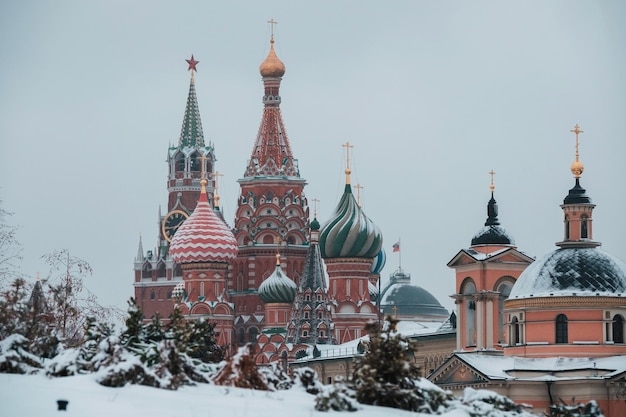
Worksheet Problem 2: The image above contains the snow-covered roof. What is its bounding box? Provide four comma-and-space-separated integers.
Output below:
456, 353, 626, 382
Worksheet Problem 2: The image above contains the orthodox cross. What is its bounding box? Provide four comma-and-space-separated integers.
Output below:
312, 198, 319, 218
267, 18, 278, 39
342, 141, 353, 184
274, 236, 284, 263
489, 169, 496, 192
198, 154, 209, 180
355, 184, 363, 207
213, 170, 223, 207
392, 305, 398, 319
570, 124, 583, 162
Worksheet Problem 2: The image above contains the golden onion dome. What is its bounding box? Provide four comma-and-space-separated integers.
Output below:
259, 38, 285, 78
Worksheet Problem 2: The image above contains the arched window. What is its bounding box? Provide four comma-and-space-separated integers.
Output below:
564, 214, 570, 240
580, 214, 589, 239
613, 315, 624, 344
238, 328, 245, 345
510, 317, 520, 345
190, 151, 201, 172
248, 327, 259, 343
463, 281, 477, 346
175, 153, 185, 172
556, 314, 568, 344
496, 280, 514, 343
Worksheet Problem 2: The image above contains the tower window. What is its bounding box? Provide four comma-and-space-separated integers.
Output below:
510, 317, 520, 346
613, 315, 624, 343
556, 314, 568, 344
581, 214, 589, 239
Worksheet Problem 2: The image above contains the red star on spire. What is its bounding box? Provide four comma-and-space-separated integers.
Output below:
186, 55, 199, 72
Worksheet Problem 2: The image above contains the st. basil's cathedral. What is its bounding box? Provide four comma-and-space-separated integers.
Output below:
132, 27, 626, 415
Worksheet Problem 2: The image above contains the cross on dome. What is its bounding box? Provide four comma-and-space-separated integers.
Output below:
569, 123, 584, 178
342, 141, 354, 184
489, 169, 496, 192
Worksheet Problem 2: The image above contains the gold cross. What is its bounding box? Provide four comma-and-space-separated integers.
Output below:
199, 154, 208, 179
267, 18, 278, 39
570, 124, 584, 162
355, 184, 363, 207
489, 169, 496, 192
342, 142, 354, 184
213, 170, 223, 207
312, 198, 319, 218
392, 305, 398, 318
342, 141, 353, 170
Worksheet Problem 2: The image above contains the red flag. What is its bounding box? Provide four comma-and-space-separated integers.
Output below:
392, 241, 400, 252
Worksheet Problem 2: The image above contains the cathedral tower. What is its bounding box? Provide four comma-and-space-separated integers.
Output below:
230, 29, 310, 340
448, 171, 533, 351
318, 143, 383, 343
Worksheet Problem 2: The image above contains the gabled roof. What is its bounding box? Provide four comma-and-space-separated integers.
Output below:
430, 352, 626, 386
447, 247, 534, 268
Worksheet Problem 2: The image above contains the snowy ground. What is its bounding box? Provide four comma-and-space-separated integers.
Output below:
0, 373, 484, 417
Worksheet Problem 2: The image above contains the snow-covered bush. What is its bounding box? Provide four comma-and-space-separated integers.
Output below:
547, 398, 604, 417
0, 334, 42, 374
314, 378, 361, 412
213, 345, 268, 390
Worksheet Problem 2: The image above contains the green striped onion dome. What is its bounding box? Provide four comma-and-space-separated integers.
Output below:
258, 260, 297, 304
319, 184, 383, 259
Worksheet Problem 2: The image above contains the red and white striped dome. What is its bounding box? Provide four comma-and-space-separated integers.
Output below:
169, 181, 237, 264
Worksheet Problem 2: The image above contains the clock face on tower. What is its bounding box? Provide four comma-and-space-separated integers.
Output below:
162, 210, 189, 242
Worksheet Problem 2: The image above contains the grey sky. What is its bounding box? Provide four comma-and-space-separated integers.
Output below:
1, 1, 625, 313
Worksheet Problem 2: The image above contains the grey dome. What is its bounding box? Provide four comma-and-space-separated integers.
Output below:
380, 270, 448, 319
509, 247, 626, 299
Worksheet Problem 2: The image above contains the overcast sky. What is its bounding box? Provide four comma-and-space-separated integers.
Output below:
1, 1, 625, 313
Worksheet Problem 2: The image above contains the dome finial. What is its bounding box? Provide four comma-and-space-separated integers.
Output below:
489, 169, 496, 193
342, 141, 353, 185
259, 19, 285, 77
569, 124, 584, 178
274, 236, 282, 266
199, 153, 209, 195
213, 170, 223, 208
186, 54, 199, 83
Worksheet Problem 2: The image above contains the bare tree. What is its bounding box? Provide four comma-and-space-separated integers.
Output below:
0, 199, 22, 286
42, 249, 120, 346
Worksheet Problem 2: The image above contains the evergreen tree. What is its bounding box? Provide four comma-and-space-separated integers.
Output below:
121, 297, 145, 349
145, 313, 165, 343
352, 316, 426, 412
186, 318, 224, 363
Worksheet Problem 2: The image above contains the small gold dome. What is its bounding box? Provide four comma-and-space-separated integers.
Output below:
259, 38, 285, 78
571, 160, 584, 178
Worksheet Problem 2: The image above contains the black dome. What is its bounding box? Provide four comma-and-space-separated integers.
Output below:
471, 225, 514, 246
471, 193, 514, 246
510, 247, 626, 299
563, 178, 592, 205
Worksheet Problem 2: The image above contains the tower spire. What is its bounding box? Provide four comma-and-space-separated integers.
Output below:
178, 55, 204, 148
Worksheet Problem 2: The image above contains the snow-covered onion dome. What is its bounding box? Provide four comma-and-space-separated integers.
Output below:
371, 248, 387, 275
319, 183, 383, 259
258, 254, 297, 303
509, 248, 626, 299
259, 36, 285, 78
368, 281, 379, 301
510, 131, 626, 299
169, 179, 238, 264
471, 181, 514, 246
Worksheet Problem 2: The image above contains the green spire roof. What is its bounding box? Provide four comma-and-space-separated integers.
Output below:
178, 76, 205, 148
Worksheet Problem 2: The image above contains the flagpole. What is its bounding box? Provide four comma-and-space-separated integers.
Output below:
399, 237, 402, 271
